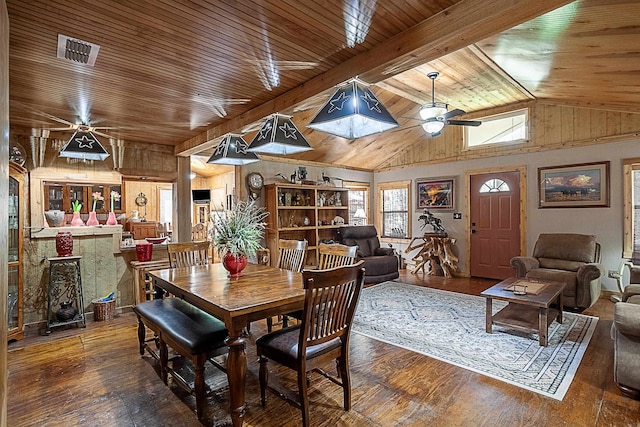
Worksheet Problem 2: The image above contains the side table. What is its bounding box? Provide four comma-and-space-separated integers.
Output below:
46, 256, 86, 334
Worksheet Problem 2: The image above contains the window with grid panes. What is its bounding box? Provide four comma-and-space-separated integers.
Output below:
345, 182, 369, 226
623, 159, 640, 261
378, 181, 411, 239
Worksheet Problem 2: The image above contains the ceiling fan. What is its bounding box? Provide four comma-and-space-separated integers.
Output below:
405, 72, 482, 137
36, 111, 118, 139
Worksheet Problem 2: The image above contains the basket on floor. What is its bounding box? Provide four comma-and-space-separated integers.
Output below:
92, 298, 116, 321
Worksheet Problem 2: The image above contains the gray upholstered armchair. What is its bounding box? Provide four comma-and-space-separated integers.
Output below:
510, 233, 604, 311
337, 225, 399, 284
612, 266, 640, 399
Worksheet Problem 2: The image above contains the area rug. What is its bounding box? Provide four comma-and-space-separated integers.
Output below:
352, 281, 598, 400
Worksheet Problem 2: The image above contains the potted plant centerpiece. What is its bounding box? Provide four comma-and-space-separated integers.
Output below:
211, 199, 268, 277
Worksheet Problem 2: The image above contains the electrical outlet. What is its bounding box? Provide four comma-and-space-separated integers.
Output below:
453, 212, 462, 219
608, 270, 621, 279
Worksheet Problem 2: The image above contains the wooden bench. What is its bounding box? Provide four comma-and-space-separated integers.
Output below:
133, 298, 228, 420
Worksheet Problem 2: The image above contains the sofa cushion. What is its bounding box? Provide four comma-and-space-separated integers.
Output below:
538, 257, 586, 272
362, 256, 398, 278
533, 233, 597, 263
526, 268, 577, 297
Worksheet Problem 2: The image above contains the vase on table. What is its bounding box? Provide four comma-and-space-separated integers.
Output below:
55, 231, 73, 257
106, 211, 118, 225
222, 252, 248, 278
55, 301, 77, 322
70, 212, 84, 226
86, 211, 99, 226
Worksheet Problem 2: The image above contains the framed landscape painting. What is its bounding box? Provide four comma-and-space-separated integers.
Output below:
416, 177, 455, 211
538, 161, 610, 208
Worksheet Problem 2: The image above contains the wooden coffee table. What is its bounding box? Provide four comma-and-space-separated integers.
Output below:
480, 277, 565, 346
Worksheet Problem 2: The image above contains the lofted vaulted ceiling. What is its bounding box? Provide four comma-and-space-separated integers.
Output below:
6, 0, 640, 174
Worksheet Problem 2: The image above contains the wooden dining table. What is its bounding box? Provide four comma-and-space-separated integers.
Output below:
149, 262, 304, 427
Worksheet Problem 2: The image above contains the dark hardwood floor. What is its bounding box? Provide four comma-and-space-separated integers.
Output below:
7, 271, 640, 426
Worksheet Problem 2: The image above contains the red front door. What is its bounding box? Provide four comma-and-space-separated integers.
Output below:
469, 171, 521, 279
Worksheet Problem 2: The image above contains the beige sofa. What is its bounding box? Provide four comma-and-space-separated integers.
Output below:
510, 233, 603, 310
612, 265, 640, 399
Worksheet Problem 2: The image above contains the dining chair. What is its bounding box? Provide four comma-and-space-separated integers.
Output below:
167, 241, 210, 268
265, 239, 308, 332
191, 223, 207, 242
256, 261, 365, 427
317, 243, 357, 269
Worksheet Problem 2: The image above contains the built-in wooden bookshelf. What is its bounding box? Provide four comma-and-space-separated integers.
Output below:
265, 183, 349, 267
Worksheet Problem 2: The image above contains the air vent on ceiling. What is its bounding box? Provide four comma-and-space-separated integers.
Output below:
57, 34, 100, 66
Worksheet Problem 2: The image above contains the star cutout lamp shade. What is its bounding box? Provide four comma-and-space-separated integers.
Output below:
59, 130, 110, 161
207, 134, 260, 165
307, 78, 398, 139
247, 113, 313, 155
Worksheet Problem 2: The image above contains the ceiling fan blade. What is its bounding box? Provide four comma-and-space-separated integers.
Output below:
446, 119, 482, 127
440, 108, 465, 120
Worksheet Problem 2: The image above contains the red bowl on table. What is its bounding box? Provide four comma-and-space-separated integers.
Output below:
145, 237, 167, 245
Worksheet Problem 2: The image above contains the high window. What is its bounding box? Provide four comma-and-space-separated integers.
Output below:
623, 159, 640, 261
466, 109, 528, 148
377, 181, 411, 239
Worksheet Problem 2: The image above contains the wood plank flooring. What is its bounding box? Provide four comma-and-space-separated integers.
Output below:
7, 272, 640, 426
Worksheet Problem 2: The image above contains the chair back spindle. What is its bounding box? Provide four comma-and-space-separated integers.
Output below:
276, 239, 308, 272
317, 243, 357, 270
167, 241, 210, 268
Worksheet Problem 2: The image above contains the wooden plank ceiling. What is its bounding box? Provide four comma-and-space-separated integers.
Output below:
7, 0, 640, 173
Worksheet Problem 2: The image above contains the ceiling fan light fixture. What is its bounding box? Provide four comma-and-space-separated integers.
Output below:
207, 134, 260, 165
248, 113, 313, 155
307, 78, 398, 139
59, 130, 110, 161
422, 121, 445, 135
419, 102, 448, 120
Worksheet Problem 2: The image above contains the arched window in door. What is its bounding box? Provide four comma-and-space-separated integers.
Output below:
479, 178, 510, 193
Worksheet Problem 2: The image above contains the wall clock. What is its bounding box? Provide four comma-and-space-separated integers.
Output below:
135, 193, 148, 206
246, 172, 264, 200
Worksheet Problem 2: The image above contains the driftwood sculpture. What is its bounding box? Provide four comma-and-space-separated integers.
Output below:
405, 234, 459, 278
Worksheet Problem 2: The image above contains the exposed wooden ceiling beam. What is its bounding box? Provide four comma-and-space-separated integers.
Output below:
175, 0, 574, 157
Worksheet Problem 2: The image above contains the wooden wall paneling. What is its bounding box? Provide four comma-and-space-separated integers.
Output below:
560, 106, 574, 144
543, 103, 562, 146
572, 107, 592, 141
606, 111, 622, 136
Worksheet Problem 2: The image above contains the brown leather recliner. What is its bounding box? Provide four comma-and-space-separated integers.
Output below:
510, 233, 604, 310
337, 225, 399, 284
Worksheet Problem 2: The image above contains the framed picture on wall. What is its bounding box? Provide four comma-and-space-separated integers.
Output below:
416, 177, 455, 211
538, 161, 610, 208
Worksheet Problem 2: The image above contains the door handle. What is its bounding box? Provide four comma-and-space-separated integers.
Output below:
471, 230, 476, 234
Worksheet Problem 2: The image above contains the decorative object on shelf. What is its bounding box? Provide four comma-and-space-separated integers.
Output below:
9, 141, 27, 167
332, 215, 345, 225
247, 113, 313, 155
307, 77, 398, 139
207, 133, 260, 165
211, 199, 269, 277
70, 200, 84, 226
303, 216, 311, 226
108, 190, 121, 225
86, 191, 103, 226
55, 231, 74, 256
55, 301, 78, 322
45, 210, 65, 227
86, 211, 99, 226
246, 172, 264, 200
59, 130, 110, 161
418, 209, 446, 234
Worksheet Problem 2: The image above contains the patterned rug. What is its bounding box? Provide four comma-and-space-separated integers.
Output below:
352, 281, 598, 400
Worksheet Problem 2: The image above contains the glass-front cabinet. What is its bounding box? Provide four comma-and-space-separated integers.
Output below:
43, 183, 123, 214
8, 162, 25, 341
